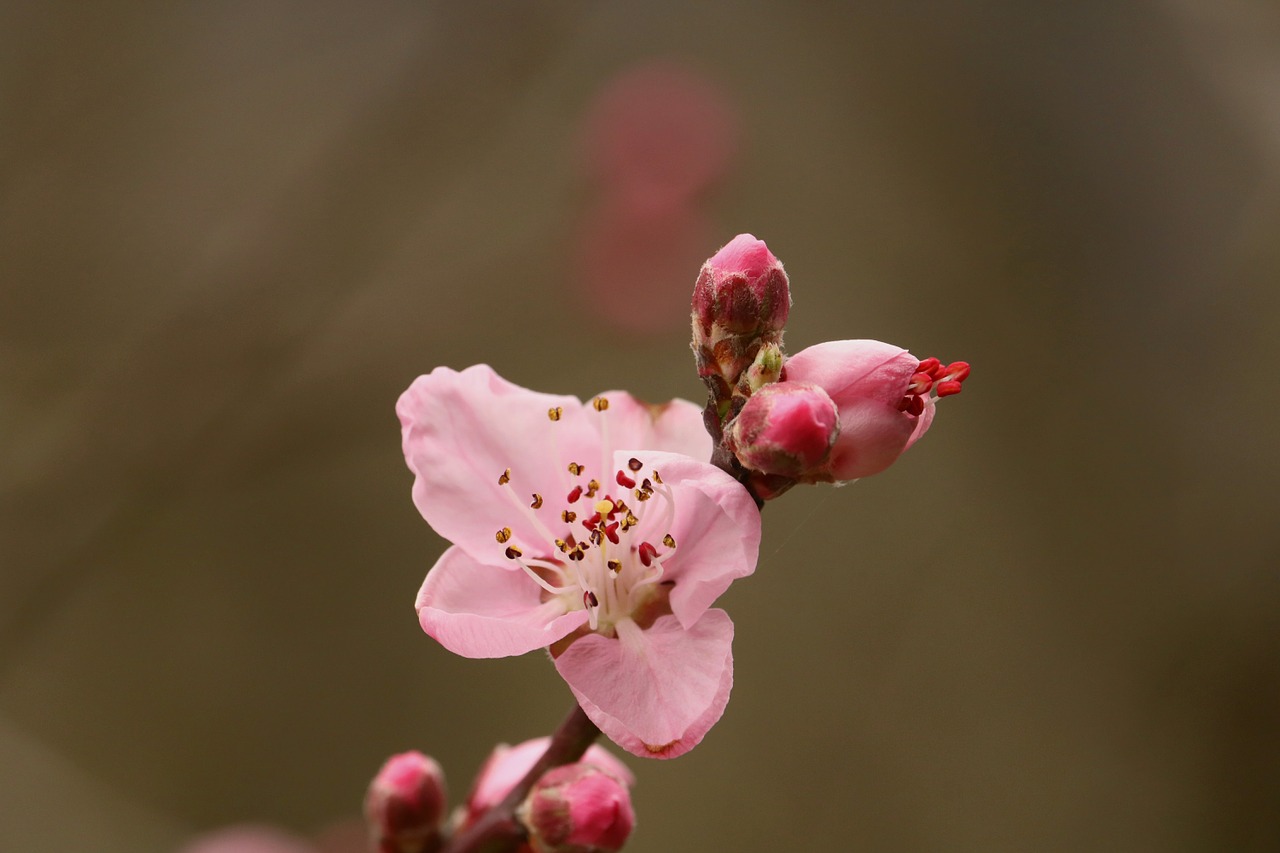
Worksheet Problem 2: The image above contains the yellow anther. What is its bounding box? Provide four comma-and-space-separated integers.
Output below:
504, 545, 522, 559
607, 559, 622, 573
568, 462, 584, 476
586, 479, 600, 498
530, 493, 543, 509
498, 468, 511, 485
593, 396, 610, 412
663, 534, 676, 549
547, 406, 563, 421
495, 527, 512, 543
562, 510, 577, 523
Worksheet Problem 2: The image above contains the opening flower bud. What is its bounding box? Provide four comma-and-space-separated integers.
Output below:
692, 233, 790, 337
364, 751, 447, 853
725, 381, 839, 479
518, 764, 636, 853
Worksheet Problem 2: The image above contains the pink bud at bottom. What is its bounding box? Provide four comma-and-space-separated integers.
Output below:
365, 751, 447, 853
725, 381, 839, 480
518, 764, 636, 853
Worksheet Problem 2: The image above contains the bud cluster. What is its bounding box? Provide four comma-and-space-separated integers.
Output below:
365, 739, 635, 853
691, 234, 969, 500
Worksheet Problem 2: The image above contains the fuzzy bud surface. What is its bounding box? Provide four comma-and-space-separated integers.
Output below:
725, 381, 838, 479
518, 764, 636, 853
365, 751, 447, 853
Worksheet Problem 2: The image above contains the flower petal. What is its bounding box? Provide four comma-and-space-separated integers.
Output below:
416, 546, 588, 658
597, 393, 711, 463
398, 365, 600, 567
784, 339, 917, 407
623, 450, 760, 630
555, 610, 734, 759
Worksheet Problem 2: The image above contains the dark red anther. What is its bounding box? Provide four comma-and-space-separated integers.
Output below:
584, 590, 598, 608
905, 395, 925, 415
917, 357, 941, 377
616, 470, 636, 489
936, 380, 963, 397
638, 542, 658, 567
583, 512, 601, 530
605, 523, 620, 544
942, 361, 970, 382
896, 397, 911, 412
909, 372, 934, 394
627, 457, 643, 472
566, 485, 583, 504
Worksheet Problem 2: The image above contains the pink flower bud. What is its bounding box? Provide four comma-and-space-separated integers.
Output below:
692, 233, 790, 337
725, 381, 839, 479
782, 340, 969, 481
364, 752, 447, 853
517, 764, 636, 853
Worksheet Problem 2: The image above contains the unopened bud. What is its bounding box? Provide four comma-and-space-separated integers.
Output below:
692, 233, 790, 337
365, 751, 447, 853
691, 235, 792, 421
725, 381, 839, 480
518, 764, 636, 853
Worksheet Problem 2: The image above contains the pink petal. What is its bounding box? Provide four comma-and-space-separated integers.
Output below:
623, 451, 760, 630
824, 397, 919, 480
398, 365, 598, 567
467, 737, 634, 817
784, 339, 918, 407
707, 233, 775, 278
416, 546, 588, 658
597, 394, 711, 463
555, 610, 734, 759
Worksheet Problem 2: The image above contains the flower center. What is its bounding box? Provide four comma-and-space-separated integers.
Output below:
491, 397, 678, 635
897, 357, 970, 415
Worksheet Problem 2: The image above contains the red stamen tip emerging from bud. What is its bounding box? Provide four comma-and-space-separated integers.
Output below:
936, 380, 963, 397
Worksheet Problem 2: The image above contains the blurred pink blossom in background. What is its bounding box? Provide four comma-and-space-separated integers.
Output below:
573, 62, 738, 334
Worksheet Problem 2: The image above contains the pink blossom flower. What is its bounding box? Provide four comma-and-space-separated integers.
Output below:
465, 737, 634, 822
397, 365, 761, 758
780, 340, 970, 481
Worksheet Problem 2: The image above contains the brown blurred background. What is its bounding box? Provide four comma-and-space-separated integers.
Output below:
3, 1, 1279, 850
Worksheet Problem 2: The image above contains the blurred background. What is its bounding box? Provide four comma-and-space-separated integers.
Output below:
3, 1, 1279, 850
